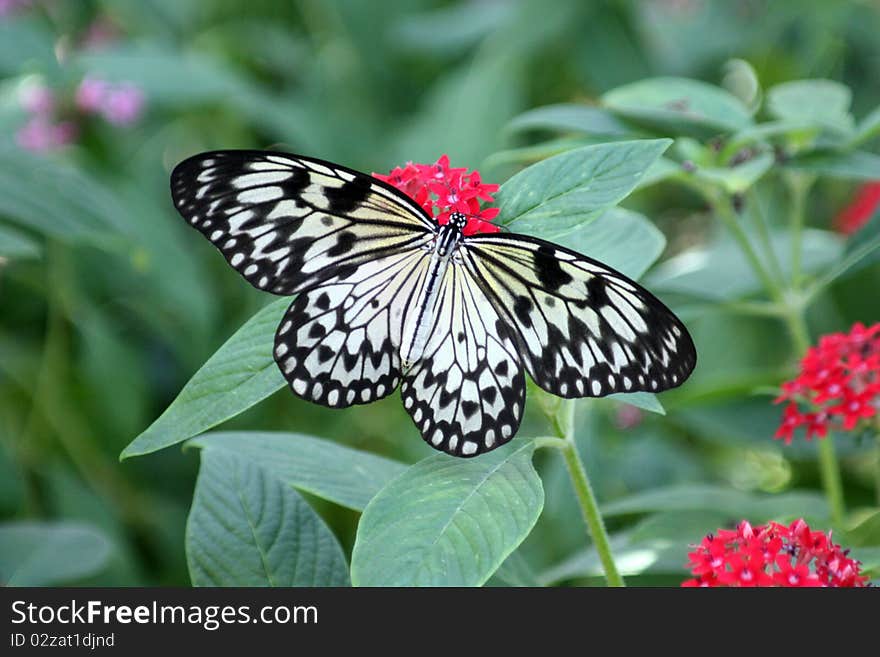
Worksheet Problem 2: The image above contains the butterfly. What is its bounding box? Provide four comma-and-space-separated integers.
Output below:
171, 150, 697, 457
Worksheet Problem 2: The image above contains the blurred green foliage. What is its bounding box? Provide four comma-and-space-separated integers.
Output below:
1, 0, 879, 586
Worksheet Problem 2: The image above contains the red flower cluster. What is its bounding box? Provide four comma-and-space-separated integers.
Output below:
682, 519, 867, 587
374, 155, 501, 235
833, 182, 880, 235
774, 322, 880, 443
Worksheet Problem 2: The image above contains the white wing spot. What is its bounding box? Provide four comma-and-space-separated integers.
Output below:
462, 441, 478, 456
591, 380, 602, 395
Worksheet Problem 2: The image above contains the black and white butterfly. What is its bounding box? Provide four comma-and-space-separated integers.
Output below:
171, 150, 696, 457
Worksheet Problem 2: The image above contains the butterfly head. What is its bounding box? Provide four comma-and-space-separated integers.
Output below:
448, 211, 468, 232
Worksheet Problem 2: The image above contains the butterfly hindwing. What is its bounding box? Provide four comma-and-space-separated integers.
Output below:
401, 263, 525, 457
171, 150, 434, 295
463, 233, 696, 399
274, 247, 433, 407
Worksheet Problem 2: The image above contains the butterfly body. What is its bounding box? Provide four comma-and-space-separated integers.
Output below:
171, 150, 697, 457
401, 212, 468, 367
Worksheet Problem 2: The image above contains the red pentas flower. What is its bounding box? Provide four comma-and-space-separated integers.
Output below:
773, 322, 880, 444
682, 519, 868, 587
833, 182, 880, 235
373, 154, 501, 235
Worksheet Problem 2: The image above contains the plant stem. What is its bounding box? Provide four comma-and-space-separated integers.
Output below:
782, 304, 846, 526
712, 194, 785, 303
874, 429, 880, 507
551, 400, 625, 587
786, 172, 814, 290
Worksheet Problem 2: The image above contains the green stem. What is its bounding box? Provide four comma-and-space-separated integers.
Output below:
748, 187, 785, 285
550, 400, 625, 587
786, 172, 815, 290
782, 307, 846, 526
712, 194, 785, 303
817, 437, 846, 526
874, 430, 880, 507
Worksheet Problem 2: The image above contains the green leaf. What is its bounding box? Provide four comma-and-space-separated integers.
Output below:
809, 212, 880, 292
601, 484, 829, 522
496, 139, 672, 238
0, 521, 113, 586
121, 299, 288, 459
506, 104, 631, 137
0, 145, 130, 243
490, 550, 541, 587
0, 223, 40, 260
540, 510, 728, 583
351, 440, 544, 586
787, 150, 880, 180
648, 227, 843, 301
0, 18, 56, 74
766, 79, 854, 136
608, 391, 665, 416
601, 77, 753, 136
721, 119, 821, 160
851, 105, 880, 147
721, 59, 761, 112
186, 432, 406, 512
187, 448, 349, 587
553, 207, 666, 280
844, 510, 880, 548
693, 152, 774, 194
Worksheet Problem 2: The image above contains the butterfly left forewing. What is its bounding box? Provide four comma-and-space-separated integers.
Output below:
171, 150, 435, 295
275, 247, 433, 407
462, 233, 696, 399
401, 262, 525, 457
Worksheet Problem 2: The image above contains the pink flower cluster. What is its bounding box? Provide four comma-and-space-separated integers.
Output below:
75, 77, 145, 126
16, 81, 78, 152
682, 519, 867, 587
0, 0, 34, 18
774, 322, 880, 443
373, 154, 501, 235
16, 76, 145, 153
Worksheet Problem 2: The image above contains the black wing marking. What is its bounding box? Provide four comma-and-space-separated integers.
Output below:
401, 262, 525, 457
171, 150, 435, 295
462, 233, 696, 398
274, 248, 432, 407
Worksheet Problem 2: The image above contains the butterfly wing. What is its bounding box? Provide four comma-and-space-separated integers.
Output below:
401, 262, 525, 457
171, 150, 435, 295
275, 247, 434, 407
462, 233, 696, 398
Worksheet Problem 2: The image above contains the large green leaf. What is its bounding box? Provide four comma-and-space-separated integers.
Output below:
0, 223, 40, 260
186, 432, 406, 512
351, 440, 543, 586
122, 299, 288, 459
766, 79, 854, 136
0, 521, 113, 586
601, 77, 753, 136
787, 150, 880, 180
540, 510, 729, 583
809, 212, 880, 292
647, 227, 843, 301
495, 139, 671, 237
554, 207, 666, 280
601, 484, 829, 522
506, 104, 632, 137
0, 145, 130, 242
187, 447, 349, 587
